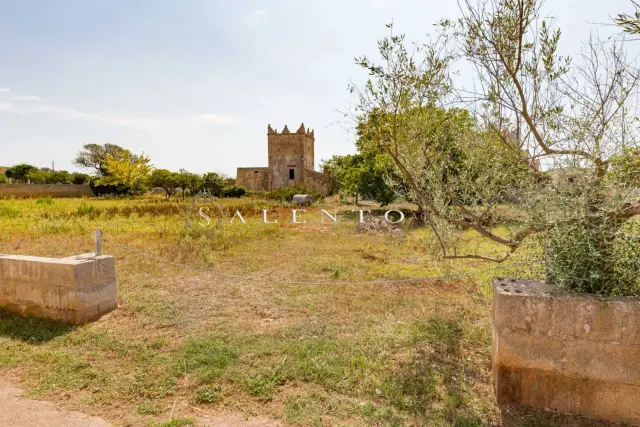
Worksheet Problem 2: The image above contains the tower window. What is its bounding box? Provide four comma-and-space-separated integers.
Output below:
289, 169, 295, 180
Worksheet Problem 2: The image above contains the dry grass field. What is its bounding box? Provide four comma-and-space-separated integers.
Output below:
0, 197, 619, 426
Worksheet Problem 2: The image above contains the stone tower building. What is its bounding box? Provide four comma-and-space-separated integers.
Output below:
236, 123, 330, 195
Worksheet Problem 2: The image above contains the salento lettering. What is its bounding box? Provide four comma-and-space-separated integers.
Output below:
197, 208, 409, 227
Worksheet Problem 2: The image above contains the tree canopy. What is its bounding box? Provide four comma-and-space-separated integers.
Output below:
74, 143, 139, 176
351, 0, 640, 295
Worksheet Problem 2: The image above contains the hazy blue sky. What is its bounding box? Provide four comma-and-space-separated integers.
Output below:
0, 0, 635, 176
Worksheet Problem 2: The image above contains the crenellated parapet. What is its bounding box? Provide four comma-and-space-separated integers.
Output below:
268, 123, 314, 137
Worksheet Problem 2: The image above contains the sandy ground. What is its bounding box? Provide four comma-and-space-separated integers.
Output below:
0, 380, 281, 427
0, 381, 111, 427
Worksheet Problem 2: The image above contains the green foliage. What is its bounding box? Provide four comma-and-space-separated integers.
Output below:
616, 2, 640, 34
74, 143, 137, 176
608, 148, 640, 188
193, 385, 221, 404
352, 7, 640, 296
76, 202, 95, 215
322, 153, 396, 206
265, 185, 320, 202
0, 174, 7, 184
71, 173, 90, 185
246, 371, 286, 400
179, 339, 237, 383
89, 176, 131, 196
202, 172, 226, 197
25, 169, 73, 184
221, 185, 246, 198
5, 164, 38, 182
175, 169, 204, 199
148, 169, 181, 199
36, 198, 53, 205
150, 419, 195, 427
95, 149, 151, 194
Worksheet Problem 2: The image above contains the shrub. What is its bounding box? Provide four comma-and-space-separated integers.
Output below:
5, 164, 38, 182
0, 175, 6, 184
76, 202, 95, 216
71, 173, 90, 185
89, 177, 131, 196
221, 186, 246, 198
265, 185, 321, 203
193, 385, 221, 404
36, 198, 53, 205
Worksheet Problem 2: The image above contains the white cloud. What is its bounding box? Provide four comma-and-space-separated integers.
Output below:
0, 92, 239, 131
254, 8, 266, 16
6, 104, 240, 132
194, 113, 239, 125
0, 87, 10, 93
10, 95, 43, 101
0, 102, 15, 112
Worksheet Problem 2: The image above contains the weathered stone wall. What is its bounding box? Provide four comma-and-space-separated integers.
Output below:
0, 254, 117, 325
304, 169, 331, 195
236, 123, 321, 192
236, 168, 271, 191
493, 279, 640, 424
0, 184, 93, 198
268, 125, 313, 189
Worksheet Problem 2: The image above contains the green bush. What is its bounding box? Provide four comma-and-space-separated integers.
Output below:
36, 198, 53, 205
71, 173, 90, 185
545, 218, 640, 297
221, 186, 246, 198
76, 202, 95, 216
0, 175, 6, 184
265, 185, 321, 203
193, 385, 221, 404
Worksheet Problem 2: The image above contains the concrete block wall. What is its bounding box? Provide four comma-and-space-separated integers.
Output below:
493, 279, 640, 424
0, 254, 117, 325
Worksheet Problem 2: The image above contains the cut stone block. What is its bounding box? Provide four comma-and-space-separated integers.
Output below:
0, 254, 117, 325
493, 279, 640, 424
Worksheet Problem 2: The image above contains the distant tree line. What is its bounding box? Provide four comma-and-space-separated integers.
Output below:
1, 142, 245, 199
0, 163, 90, 185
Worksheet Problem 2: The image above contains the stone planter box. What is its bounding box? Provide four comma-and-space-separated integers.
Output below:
492, 279, 640, 424
0, 253, 117, 325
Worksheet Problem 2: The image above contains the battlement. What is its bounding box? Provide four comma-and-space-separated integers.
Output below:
268, 123, 314, 137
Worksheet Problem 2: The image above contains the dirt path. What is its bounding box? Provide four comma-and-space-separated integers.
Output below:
0, 381, 281, 427
0, 381, 111, 427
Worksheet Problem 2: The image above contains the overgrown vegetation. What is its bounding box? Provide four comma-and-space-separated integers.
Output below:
0, 197, 591, 426
351, 0, 640, 296
264, 185, 321, 203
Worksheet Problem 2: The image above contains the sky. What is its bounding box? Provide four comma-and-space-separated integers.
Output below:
0, 0, 636, 177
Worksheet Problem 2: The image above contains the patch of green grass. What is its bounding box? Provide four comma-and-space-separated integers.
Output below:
151, 418, 195, 427
76, 201, 95, 215
246, 371, 286, 400
36, 198, 53, 205
193, 384, 221, 404
179, 338, 237, 383
0, 309, 72, 343
0, 203, 21, 218
136, 402, 166, 415
409, 318, 463, 352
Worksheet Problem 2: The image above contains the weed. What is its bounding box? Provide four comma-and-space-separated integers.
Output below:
246, 371, 286, 400
151, 418, 195, 427
180, 339, 237, 383
136, 402, 166, 415
76, 202, 95, 215
193, 385, 221, 404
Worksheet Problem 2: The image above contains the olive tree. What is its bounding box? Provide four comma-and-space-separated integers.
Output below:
352, 0, 640, 295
